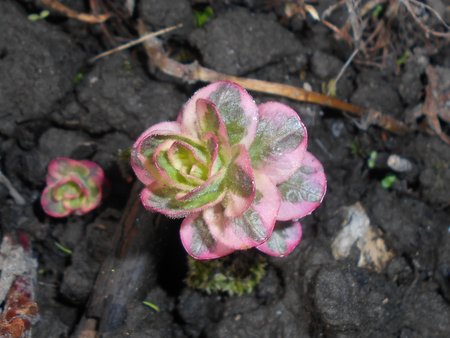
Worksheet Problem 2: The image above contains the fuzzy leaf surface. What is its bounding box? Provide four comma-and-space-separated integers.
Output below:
277, 151, 326, 220
257, 220, 302, 257
180, 213, 234, 259
204, 172, 279, 250
180, 81, 258, 148
249, 102, 307, 184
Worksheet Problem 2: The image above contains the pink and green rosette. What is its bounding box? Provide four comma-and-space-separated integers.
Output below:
131, 81, 326, 259
41, 157, 105, 217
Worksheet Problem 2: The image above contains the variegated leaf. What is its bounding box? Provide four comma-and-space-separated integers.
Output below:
180, 81, 258, 148
249, 102, 307, 184
222, 145, 255, 217
276, 152, 326, 220
257, 221, 302, 257
204, 172, 279, 249
180, 213, 234, 259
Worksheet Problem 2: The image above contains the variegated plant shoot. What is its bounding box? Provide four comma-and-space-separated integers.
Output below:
41, 158, 105, 217
131, 81, 326, 259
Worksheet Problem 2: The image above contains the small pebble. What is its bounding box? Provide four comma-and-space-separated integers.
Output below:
387, 154, 413, 172
331, 120, 345, 138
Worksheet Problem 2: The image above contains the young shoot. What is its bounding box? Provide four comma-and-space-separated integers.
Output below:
131, 81, 327, 259
41, 157, 105, 217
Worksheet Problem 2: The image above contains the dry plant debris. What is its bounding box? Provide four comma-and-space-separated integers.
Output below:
414, 65, 450, 144
41, 0, 110, 24
332, 202, 394, 272
0, 235, 38, 338
137, 21, 410, 135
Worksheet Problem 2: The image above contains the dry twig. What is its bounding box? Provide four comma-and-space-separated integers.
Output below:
401, 0, 450, 38
137, 21, 409, 135
90, 24, 182, 62
0, 170, 26, 205
41, 0, 110, 24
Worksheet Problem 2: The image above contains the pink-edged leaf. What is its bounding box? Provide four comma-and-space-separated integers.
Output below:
131, 121, 182, 185
195, 99, 230, 145
46, 157, 90, 185
78, 184, 102, 215
180, 81, 258, 148
79, 159, 105, 186
41, 186, 71, 217
140, 170, 226, 218
204, 172, 280, 250
204, 133, 222, 176
43, 158, 104, 217
257, 220, 302, 257
222, 145, 255, 218
277, 152, 326, 221
153, 141, 199, 190
175, 168, 226, 201
180, 213, 234, 259
167, 140, 208, 170
249, 102, 308, 184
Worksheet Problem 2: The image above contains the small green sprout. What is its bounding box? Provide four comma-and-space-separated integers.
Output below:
396, 51, 410, 66
194, 6, 214, 28
54, 241, 73, 255
142, 301, 160, 312
381, 174, 397, 189
367, 151, 378, 169
28, 10, 50, 22
73, 71, 85, 85
350, 140, 363, 157
322, 79, 337, 97
122, 60, 133, 71
372, 5, 383, 18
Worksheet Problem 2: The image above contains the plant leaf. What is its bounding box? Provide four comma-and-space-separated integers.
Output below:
140, 170, 226, 218
79, 184, 102, 214
131, 121, 183, 185
194, 6, 214, 28
46, 157, 90, 185
142, 301, 160, 312
222, 145, 255, 218
257, 221, 302, 257
41, 186, 71, 217
180, 81, 258, 148
204, 172, 279, 249
154, 141, 203, 190
276, 152, 326, 221
249, 102, 307, 184
195, 98, 230, 146
180, 213, 234, 259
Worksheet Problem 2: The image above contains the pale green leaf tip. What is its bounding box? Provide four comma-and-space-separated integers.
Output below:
142, 301, 160, 312
54, 241, 73, 255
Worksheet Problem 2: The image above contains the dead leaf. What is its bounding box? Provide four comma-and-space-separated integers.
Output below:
331, 202, 394, 272
422, 65, 450, 144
